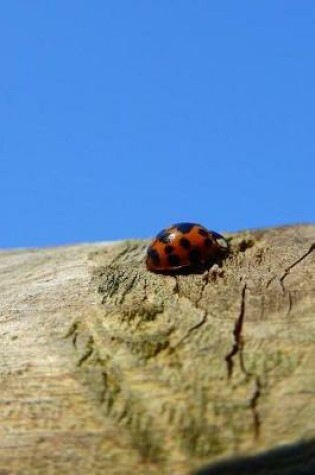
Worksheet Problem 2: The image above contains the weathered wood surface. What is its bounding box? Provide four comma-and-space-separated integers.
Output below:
0, 225, 314, 475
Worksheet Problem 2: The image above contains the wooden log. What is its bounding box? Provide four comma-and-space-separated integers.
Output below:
0, 225, 314, 474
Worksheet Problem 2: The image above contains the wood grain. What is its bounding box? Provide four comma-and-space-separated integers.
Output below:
0, 225, 314, 474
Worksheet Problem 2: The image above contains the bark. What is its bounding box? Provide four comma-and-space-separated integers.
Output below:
0, 224, 315, 475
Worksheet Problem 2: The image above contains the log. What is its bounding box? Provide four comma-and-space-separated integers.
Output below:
0, 224, 314, 474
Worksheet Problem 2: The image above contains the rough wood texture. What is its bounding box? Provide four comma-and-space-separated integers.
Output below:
0, 225, 314, 475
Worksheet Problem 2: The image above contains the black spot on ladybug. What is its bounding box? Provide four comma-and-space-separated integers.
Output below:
189, 248, 201, 264
175, 222, 195, 234
165, 245, 174, 254
198, 228, 208, 237
148, 248, 160, 265
167, 254, 181, 267
157, 229, 172, 244
179, 237, 191, 249
204, 237, 213, 248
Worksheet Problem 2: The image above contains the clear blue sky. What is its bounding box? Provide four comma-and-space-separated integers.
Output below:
1, 1, 314, 248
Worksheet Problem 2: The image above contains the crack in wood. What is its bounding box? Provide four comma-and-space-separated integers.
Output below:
268, 243, 315, 318
142, 276, 148, 303
263, 243, 315, 319
77, 336, 95, 367
250, 376, 262, 440
266, 243, 315, 288
224, 284, 262, 439
225, 284, 246, 379
118, 272, 139, 304
172, 275, 210, 348
100, 371, 108, 404
173, 310, 208, 348
280, 243, 315, 284
286, 289, 293, 318
172, 266, 227, 349
110, 244, 132, 265
64, 321, 80, 349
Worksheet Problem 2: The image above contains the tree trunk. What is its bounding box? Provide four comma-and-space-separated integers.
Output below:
0, 224, 314, 475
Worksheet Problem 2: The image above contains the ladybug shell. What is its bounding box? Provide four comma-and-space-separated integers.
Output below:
146, 222, 228, 272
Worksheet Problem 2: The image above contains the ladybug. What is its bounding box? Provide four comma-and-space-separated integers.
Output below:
146, 222, 228, 273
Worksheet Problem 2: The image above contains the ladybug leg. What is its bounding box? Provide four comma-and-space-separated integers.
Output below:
202, 263, 224, 283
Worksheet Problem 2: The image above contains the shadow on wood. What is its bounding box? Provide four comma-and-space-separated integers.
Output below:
195, 439, 315, 475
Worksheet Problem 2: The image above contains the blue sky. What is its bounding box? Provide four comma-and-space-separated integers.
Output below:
1, 1, 314, 248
